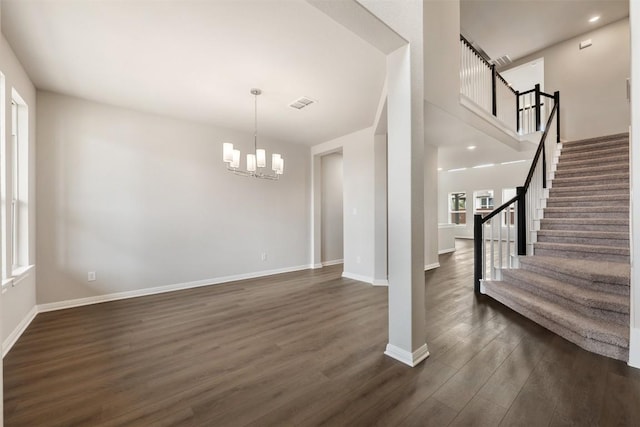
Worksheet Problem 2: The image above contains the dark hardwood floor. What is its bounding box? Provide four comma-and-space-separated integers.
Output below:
5, 240, 640, 426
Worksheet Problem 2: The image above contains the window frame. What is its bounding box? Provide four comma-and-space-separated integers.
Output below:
448, 191, 467, 225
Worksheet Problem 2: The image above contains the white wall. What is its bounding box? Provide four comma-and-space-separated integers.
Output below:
36, 91, 310, 305
0, 27, 38, 424
312, 127, 376, 283
438, 161, 530, 238
504, 18, 630, 141
424, 143, 439, 268
320, 152, 343, 264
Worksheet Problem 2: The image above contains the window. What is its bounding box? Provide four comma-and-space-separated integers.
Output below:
449, 192, 466, 225
502, 188, 516, 225
474, 190, 494, 216
8, 90, 29, 276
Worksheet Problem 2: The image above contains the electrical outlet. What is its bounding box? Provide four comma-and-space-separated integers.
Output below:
261, 252, 267, 261
88, 271, 96, 282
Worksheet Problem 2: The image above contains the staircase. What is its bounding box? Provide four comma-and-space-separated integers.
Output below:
484, 133, 630, 361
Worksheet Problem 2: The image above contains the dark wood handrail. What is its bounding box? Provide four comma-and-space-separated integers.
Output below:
460, 35, 517, 96
523, 102, 559, 190
481, 195, 519, 224
460, 35, 491, 67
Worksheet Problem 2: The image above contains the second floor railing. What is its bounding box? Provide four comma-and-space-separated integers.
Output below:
460, 35, 553, 136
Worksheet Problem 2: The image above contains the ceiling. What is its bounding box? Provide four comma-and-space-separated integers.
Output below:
1, 0, 386, 146
461, 0, 629, 64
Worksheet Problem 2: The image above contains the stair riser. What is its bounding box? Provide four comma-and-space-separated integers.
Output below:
552, 177, 628, 188
549, 189, 629, 198
534, 247, 630, 263
554, 166, 628, 179
544, 211, 628, 219
563, 134, 628, 147
541, 223, 628, 232
562, 148, 629, 161
520, 262, 630, 296
559, 155, 629, 169
501, 271, 629, 325
536, 235, 629, 248
546, 199, 628, 208
561, 141, 628, 154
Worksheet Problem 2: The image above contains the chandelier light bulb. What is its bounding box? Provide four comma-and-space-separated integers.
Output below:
223, 143, 234, 163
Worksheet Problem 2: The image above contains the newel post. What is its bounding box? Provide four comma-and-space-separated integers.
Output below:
554, 91, 561, 143
474, 214, 483, 293
491, 64, 497, 117
516, 186, 527, 256
534, 83, 541, 132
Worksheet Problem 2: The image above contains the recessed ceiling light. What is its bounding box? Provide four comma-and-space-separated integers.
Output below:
501, 159, 527, 165
472, 163, 495, 169
447, 167, 467, 172
437, 168, 443, 171
467, 145, 476, 150
589, 16, 600, 23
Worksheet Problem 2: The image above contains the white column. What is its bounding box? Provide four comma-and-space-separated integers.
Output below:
311, 155, 323, 269
424, 143, 439, 270
373, 133, 388, 286
385, 44, 428, 367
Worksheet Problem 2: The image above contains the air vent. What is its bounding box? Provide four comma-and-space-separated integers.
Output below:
289, 96, 316, 110
492, 54, 512, 68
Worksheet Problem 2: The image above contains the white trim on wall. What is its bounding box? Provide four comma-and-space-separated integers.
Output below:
38, 264, 314, 313
322, 258, 344, 267
424, 262, 440, 271
341, 271, 373, 284
3, 305, 37, 358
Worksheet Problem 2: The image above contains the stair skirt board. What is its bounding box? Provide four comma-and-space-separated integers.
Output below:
484, 282, 628, 361
482, 134, 631, 362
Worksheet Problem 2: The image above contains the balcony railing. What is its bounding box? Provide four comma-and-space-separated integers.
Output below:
460, 35, 556, 137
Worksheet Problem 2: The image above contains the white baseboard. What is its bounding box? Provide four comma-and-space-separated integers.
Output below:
629, 327, 640, 368
3, 305, 38, 358
38, 264, 313, 313
322, 259, 344, 267
312, 263, 323, 269
372, 279, 388, 286
341, 272, 373, 284
424, 262, 440, 271
384, 343, 430, 367
438, 248, 456, 255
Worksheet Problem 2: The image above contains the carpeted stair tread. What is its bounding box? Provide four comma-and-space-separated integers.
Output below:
549, 183, 629, 195
554, 162, 629, 178
540, 217, 628, 232
561, 133, 628, 147
546, 194, 629, 207
560, 140, 628, 154
543, 206, 627, 219
483, 281, 628, 361
552, 172, 628, 188
537, 229, 629, 247
558, 154, 628, 170
560, 146, 630, 160
533, 242, 629, 258
501, 268, 629, 316
518, 256, 630, 287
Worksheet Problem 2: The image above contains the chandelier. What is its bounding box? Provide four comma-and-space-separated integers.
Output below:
222, 88, 284, 180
